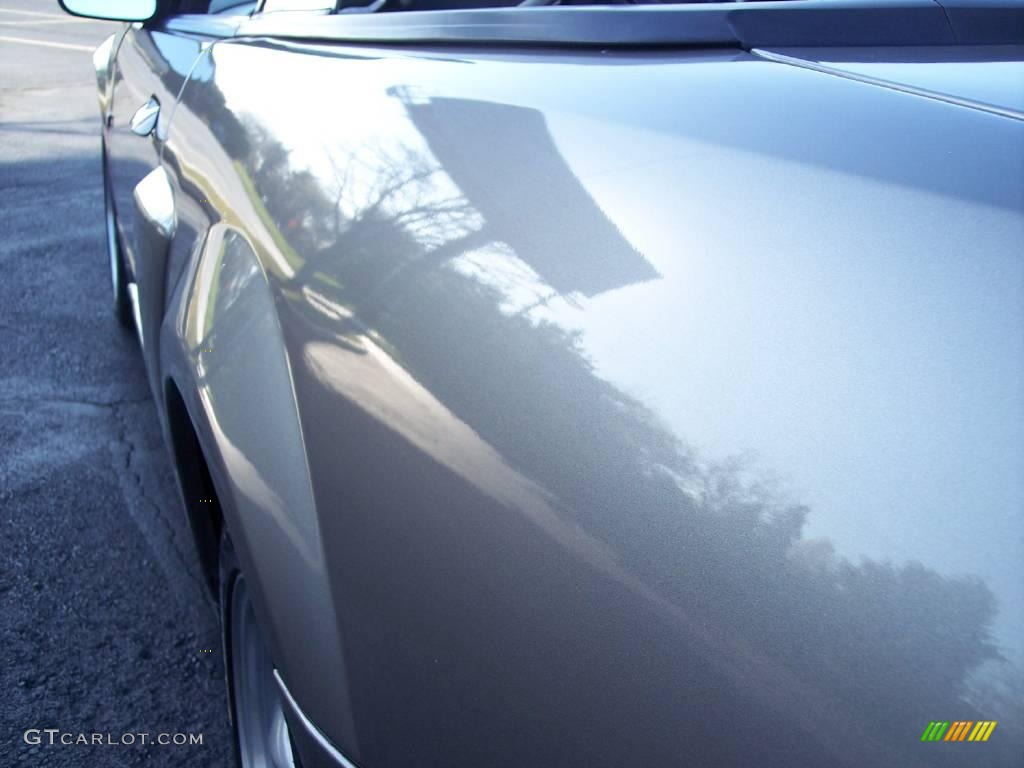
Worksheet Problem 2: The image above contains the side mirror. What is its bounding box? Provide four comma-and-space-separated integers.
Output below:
58, 0, 158, 22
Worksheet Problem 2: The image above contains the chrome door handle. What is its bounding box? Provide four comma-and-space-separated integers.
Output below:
130, 97, 160, 137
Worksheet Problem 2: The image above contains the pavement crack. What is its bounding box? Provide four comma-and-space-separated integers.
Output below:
108, 401, 212, 609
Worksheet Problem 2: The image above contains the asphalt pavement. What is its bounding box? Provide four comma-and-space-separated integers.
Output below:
0, 1, 233, 764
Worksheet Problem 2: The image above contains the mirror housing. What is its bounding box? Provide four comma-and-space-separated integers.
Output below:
58, 0, 159, 22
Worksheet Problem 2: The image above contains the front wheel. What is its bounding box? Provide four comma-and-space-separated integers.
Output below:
220, 532, 299, 768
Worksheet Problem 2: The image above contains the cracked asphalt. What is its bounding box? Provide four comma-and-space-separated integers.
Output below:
0, 2, 233, 764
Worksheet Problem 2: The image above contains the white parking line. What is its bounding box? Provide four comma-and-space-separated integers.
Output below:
0, 19, 82, 26
0, 34, 92, 52
0, 8, 67, 19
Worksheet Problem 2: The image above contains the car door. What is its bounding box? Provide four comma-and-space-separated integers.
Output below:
106, 24, 205, 370
106, 4, 256, 389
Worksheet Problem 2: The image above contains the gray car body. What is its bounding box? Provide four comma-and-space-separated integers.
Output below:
91, 2, 1023, 766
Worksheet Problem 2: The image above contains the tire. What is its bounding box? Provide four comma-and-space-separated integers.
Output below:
103, 149, 133, 329
220, 531, 301, 768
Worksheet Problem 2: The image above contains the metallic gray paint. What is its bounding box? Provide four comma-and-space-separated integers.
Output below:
275, 670, 360, 768
754, 45, 1024, 120
101, 18, 1023, 768
91, 32, 116, 117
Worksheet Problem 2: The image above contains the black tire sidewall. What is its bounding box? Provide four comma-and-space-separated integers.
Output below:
218, 530, 245, 768
102, 142, 133, 329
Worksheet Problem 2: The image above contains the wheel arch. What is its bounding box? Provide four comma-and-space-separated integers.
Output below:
164, 376, 223, 598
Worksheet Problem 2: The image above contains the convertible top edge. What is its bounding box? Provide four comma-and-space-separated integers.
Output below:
163, 0, 1024, 48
